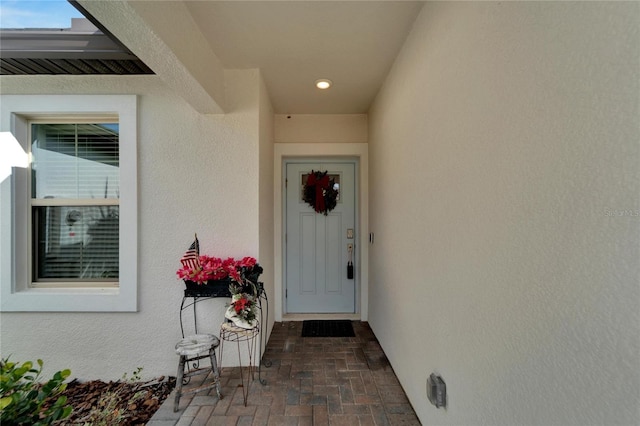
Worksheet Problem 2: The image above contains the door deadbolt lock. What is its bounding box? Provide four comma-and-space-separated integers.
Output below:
347, 228, 354, 239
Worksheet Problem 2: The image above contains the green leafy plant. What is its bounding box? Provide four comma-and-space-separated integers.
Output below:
122, 366, 143, 383
0, 358, 72, 425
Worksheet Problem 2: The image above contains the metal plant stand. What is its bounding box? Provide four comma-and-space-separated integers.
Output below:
218, 321, 260, 406
179, 282, 271, 388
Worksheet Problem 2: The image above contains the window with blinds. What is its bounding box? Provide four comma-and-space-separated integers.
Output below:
30, 122, 119, 284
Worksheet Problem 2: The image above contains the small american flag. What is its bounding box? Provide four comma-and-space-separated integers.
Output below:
180, 235, 201, 270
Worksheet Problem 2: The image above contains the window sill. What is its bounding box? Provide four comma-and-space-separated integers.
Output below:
1, 285, 136, 312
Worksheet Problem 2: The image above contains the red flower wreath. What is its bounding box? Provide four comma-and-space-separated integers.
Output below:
303, 170, 339, 215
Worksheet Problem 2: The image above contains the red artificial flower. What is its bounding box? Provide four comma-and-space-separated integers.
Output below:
238, 257, 257, 268
177, 252, 260, 285
233, 297, 249, 314
228, 268, 242, 283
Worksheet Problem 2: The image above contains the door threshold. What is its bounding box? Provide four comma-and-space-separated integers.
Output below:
282, 313, 360, 321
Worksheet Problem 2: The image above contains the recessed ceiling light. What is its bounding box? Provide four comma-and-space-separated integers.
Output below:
315, 79, 332, 89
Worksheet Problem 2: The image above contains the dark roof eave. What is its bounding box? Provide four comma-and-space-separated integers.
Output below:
0, 30, 139, 60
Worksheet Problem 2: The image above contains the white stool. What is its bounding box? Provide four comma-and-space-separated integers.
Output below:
173, 334, 222, 412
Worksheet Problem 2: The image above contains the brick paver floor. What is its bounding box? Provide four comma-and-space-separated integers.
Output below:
148, 321, 420, 425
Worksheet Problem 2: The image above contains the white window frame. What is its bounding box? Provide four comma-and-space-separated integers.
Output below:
29, 118, 120, 287
1, 95, 137, 312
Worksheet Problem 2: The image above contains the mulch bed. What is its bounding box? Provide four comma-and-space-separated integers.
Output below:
56, 376, 176, 425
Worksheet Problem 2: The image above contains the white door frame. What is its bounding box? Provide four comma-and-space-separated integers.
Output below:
274, 143, 369, 321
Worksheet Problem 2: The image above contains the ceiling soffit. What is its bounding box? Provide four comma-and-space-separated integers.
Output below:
185, 1, 424, 114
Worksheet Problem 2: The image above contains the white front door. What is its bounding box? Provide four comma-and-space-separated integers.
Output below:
285, 161, 356, 313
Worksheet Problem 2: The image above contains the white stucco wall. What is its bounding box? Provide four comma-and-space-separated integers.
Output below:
0, 70, 268, 380
258, 72, 276, 343
274, 114, 367, 143
368, 2, 639, 425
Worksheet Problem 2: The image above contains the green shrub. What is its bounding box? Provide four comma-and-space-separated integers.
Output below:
0, 358, 72, 425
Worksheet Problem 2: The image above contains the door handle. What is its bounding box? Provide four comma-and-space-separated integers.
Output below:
347, 244, 354, 279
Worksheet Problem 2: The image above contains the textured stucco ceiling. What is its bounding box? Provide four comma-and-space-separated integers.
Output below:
185, 1, 424, 114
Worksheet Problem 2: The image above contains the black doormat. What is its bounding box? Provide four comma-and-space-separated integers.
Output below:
301, 320, 355, 337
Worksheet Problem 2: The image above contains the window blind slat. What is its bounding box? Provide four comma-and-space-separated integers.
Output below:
32, 123, 119, 200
